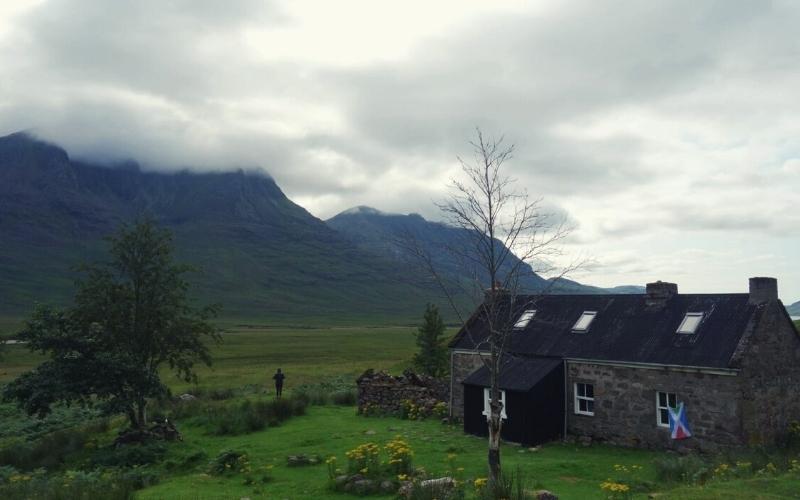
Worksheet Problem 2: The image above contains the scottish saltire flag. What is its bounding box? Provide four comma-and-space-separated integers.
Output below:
668, 402, 692, 440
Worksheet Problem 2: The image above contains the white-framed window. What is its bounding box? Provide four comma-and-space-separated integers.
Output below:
514, 309, 536, 329
656, 391, 677, 427
482, 388, 507, 420
677, 312, 703, 334
572, 311, 597, 333
574, 382, 594, 416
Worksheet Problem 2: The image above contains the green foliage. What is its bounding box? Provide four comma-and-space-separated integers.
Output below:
330, 389, 357, 406
0, 466, 157, 500
89, 442, 167, 468
0, 428, 92, 471
2, 219, 220, 429
478, 467, 530, 499
200, 397, 308, 436
412, 304, 448, 377
654, 455, 710, 484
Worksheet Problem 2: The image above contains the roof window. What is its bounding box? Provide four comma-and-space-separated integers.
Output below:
572, 311, 597, 333
677, 312, 703, 334
513, 309, 536, 329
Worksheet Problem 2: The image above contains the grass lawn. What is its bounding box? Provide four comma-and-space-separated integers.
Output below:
136, 405, 800, 500
4, 322, 800, 499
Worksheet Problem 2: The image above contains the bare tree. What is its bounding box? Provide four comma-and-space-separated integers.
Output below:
415, 128, 575, 483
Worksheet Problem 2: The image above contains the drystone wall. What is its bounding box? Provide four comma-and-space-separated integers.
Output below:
357, 369, 448, 416
566, 361, 741, 452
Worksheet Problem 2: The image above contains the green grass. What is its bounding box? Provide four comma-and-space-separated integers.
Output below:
4, 322, 800, 499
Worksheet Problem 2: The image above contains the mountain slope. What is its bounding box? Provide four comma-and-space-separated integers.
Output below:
787, 301, 800, 316
326, 206, 641, 295
0, 133, 436, 323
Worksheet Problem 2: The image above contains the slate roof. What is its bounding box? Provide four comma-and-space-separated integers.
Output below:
462, 356, 562, 391
450, 293, 764, 369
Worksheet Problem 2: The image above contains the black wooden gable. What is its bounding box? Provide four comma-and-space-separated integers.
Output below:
450, 293, 762, 369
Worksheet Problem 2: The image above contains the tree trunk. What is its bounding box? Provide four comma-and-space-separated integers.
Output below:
488, 410, 502, 483
136, 399, 147, 429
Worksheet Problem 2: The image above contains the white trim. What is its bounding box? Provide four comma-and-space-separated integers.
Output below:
656, 391, 677, 428
574, 382, 594, 416
482, 388, 507, 420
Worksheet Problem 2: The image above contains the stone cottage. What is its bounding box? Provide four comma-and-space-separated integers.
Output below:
449, 277, 800, 450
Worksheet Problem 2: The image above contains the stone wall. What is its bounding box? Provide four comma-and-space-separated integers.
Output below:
736, 302, 800, 445
357, 369, 448, 416
566, 362, 741, 451
450, 351, 485, 420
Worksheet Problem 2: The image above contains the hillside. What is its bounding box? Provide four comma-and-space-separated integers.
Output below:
327, 207, 642, 295
787, 301, 800, 316
0, 133, 439, 323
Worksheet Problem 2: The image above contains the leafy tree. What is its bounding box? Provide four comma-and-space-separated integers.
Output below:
2, 219, 220, 429
412, 303, 448, 377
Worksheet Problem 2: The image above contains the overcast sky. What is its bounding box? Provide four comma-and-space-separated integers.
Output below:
1, 0, 798, 303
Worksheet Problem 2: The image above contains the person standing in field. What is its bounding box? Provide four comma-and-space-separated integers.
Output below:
272, 368, 285, 398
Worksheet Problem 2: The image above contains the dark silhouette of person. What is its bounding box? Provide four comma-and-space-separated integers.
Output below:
272, 368, 285, 398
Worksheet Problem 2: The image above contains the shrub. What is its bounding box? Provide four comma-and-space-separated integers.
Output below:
90, 442, 167, 467
0, 428, 89, 471
385, 437, 414, 475
345, 442, 382, 476
477, 468, 529, 500
0, 467, 156, 500
202, 396, 306, 436
331, 389, 357, 406
654, 455, 708, 484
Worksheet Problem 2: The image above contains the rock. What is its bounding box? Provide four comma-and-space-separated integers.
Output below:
380, 480, 396, 493
334, 475, 349, 488
365, 429, 376, 435
353, 479, 377, 495
178, 393, 197, 401
397, 480, 414, 498
578, 436, 592, 447
533, 490, 558, 500
420, 477, 455, 489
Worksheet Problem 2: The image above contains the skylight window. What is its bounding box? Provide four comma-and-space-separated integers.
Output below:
514, 309, 536, 329
677, 312, 703, 334
572, 311, 597, 333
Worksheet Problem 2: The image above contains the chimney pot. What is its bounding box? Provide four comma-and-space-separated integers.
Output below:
646, 280, 678, 306
749, 277, 778, 305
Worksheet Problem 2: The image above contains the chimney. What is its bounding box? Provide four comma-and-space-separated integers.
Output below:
748, 277, 778, 305
646, 280, 678, 306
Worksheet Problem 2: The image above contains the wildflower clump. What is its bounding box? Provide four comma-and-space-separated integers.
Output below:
600, 480, 631, 499
385, 437, 414, 474
345, 442, 381, 477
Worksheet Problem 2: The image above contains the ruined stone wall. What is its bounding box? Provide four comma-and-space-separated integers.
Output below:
356, 369, 448, 416
737, 302, 800, 445
450, 351, 485, 419
566, 361, 742, 451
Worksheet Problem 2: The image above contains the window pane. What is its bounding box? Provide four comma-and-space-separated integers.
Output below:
668, 393, 677, 408
573, 311, 597, 331
587, 400, 594, 414
577, 383, 585, 397
660, 409, 669, 425
677, 313, 703, 334
579, 399, 587, 412
658, 392, 666, 407
514, 310, 536, 329
586, 384, 594, 398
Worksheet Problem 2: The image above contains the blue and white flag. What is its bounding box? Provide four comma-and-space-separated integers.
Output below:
668, 402, 692, 440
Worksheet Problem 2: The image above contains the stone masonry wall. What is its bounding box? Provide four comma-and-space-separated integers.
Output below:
357, 369, 448, 416
737, 302, 800, 445
450, 351, 485, 420
567, 362, 741, 451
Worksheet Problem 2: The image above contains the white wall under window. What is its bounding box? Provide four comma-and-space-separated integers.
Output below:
482, 388, 507, 420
